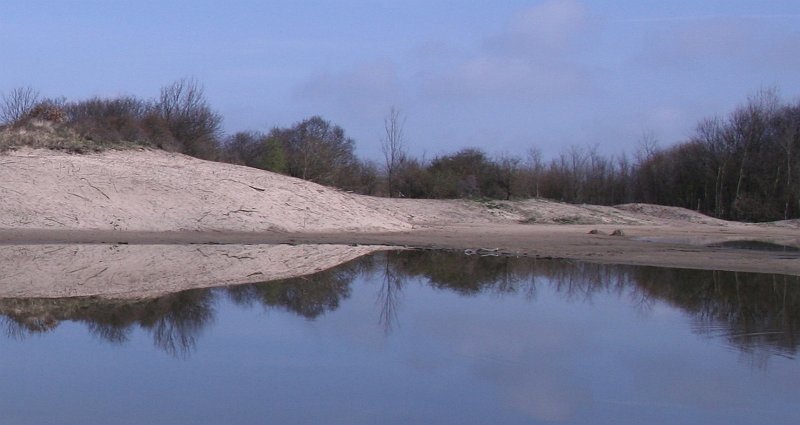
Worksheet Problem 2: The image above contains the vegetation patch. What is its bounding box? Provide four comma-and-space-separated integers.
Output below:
0, 120, 144, 153
0, 79, 220, 157
553, 215, 583, 224
476, 199, 508, 210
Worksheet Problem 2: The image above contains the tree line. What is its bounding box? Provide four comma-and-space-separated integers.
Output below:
635, 90, 800, 221
2, 81, 799, 221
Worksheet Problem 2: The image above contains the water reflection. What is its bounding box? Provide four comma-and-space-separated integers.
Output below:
376, 251, 405, 333
1, 250, 798, 362
224, 254, 370, 319
1, 290, 216, 357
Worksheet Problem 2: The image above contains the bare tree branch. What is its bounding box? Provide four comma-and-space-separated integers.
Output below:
1, 86, 40, 125
381, 106, 407, 197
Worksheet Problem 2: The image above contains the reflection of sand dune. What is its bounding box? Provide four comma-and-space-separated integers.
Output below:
0, 244, 383, 299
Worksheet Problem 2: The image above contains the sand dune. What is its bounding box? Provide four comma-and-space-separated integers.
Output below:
0, 148, 411, 232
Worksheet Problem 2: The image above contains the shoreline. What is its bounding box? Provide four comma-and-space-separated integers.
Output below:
3, 223, 800, 276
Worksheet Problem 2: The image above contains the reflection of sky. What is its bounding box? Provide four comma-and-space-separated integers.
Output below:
1, 273, 799, 424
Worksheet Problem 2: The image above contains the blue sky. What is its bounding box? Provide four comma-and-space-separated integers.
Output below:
2, 0, 799, 160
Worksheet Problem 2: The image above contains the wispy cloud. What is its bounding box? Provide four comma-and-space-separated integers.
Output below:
635, 14, 800, 69
489, 0, 592, 54
614, 13, 800, 23
296, 0, 599, 107
422, 0, 598, 101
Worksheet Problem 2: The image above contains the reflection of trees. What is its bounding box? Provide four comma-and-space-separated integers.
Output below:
0, 256, 370, 356
376, 251, 404, 333
386, 251, 800, 361
0, 289, 215, 357
224, 256, 369, 319
386, 250, 528, 295
386, 251, 630, 301
225, 275, 349, 319
1, 307, 59, 339
143, 290, 216, 357
628, 267, 800, 360
1, 250, 798, 362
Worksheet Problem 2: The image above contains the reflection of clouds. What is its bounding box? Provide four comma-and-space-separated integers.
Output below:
407, 293, 596, 422
510, 387, 576, 423
152, 258, 800, 422
388, 263, 800, 424
478, 355, 589, 423
627, 347, 752, 412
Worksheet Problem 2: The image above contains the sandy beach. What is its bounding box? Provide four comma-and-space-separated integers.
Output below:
2, 148, 799, 298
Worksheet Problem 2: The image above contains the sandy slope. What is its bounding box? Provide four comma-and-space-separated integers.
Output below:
0, 148, 410, 232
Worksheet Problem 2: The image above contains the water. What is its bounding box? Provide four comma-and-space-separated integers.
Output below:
1, 250, 799, 424
707, 240, 800, 253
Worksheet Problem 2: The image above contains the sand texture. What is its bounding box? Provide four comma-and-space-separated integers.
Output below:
0, 148, 410, 232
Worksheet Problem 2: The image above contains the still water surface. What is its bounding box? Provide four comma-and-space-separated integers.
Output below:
1, 250, 798, 424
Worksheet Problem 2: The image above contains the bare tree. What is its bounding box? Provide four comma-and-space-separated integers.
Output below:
728, 89, 779, 218
157, 78, 205, 121
156, 78, 222, 159
634, 130, 659, 165
526, 147, 544, 198
1, 86, 40, 125
381, 106, 407, 197
377, 253, 404, 334
775, 104, 799, 218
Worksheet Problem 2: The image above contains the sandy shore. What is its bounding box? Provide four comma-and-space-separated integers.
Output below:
2, 221, 799, 276
2, 148, 800, 299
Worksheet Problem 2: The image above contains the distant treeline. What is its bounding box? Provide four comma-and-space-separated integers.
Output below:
2, 81, 799, 221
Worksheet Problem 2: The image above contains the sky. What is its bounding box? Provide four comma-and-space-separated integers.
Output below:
1, 0, 799, 161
